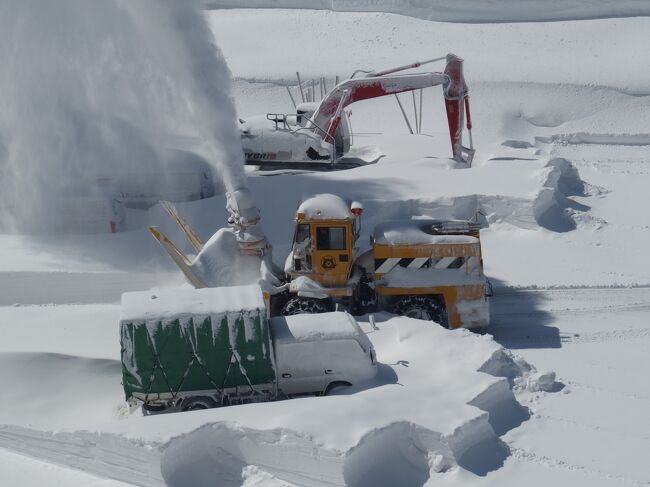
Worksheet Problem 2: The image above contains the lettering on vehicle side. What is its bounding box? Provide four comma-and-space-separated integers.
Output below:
244, 152, 278, 161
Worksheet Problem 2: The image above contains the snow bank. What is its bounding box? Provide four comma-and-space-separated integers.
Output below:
0, 0, 244, 233
533, 158, 588, 232
0, 312, 539, 486
205, 0, 650, 23
210, 11, 650, 93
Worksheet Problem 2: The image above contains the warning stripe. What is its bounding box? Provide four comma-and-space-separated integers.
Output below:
433, 256, 457, 269
374, 256, 468, 274
375, 258, 401, 274
408, 257, 429, 268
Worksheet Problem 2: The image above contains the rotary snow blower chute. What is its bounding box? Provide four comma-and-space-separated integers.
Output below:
239, 53, 474, 169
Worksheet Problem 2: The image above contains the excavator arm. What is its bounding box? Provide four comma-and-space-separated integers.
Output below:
311, 53, 474, 164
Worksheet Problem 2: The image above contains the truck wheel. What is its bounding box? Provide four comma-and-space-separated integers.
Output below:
181, 396, 217, 411
281, 297, 333, 315
142, 402, 167, 415
324, 381, 352, 396
391, 296, 447, 327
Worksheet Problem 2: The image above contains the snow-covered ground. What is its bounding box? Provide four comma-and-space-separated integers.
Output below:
2, 3, 650, 486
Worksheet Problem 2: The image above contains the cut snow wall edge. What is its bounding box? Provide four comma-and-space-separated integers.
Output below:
0, 342, 536, 486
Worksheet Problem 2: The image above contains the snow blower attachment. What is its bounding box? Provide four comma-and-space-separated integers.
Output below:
148, 188, 273, 289
239, 53, 474, 169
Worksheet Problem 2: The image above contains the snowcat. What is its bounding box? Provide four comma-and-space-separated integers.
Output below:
239, 53, 474, 169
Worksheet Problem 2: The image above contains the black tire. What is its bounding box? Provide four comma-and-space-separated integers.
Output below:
142, 402, 167, 415
180, 396, 218, 412
391, 296, 448, 327
281, 297, 333, 316
324, 381, 352, 396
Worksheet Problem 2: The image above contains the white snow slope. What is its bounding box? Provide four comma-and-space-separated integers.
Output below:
1, 4, 650, 487
204, 0, 650, 23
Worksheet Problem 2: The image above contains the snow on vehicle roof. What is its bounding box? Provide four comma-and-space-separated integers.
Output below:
120, 284, 265, 322
373, 220, 479, 245
270, 312, 367, 345
297, 194, 353, 220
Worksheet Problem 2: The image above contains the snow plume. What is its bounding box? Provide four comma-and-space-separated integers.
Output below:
0, 0, 245, 233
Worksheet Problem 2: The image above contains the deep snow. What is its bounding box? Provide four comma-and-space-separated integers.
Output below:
1, 3, 650, 487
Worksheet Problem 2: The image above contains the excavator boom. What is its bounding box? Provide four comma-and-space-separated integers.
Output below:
310, 53, 473, 163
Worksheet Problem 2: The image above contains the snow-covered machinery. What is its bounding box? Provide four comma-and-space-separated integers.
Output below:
120, 285, 377, 412
150, 193, 489, 329
282, 194, 489, 329
239, 53, 474, 169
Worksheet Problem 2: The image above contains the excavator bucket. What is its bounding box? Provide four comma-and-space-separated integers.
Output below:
443, 54, 474, 165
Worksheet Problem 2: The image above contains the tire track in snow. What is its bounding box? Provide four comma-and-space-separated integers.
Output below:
562, 380, 650, 401
531, 414, 650, 442
562, 327, 650, 344
511, 448, 648, 486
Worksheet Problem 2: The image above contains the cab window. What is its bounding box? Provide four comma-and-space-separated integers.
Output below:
316, 226, 346, 250
295, 224, 310, 244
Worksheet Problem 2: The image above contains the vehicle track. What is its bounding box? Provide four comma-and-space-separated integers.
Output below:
511, 448, 647, 486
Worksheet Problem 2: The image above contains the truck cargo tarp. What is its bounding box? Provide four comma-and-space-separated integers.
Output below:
120, 286, 275, 400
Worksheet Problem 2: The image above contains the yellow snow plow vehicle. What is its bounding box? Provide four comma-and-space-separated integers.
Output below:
150, 193, 489, 329
282, 194, 489, 328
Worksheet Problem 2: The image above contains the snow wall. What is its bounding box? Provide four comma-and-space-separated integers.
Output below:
0, 0, 245, 233
204, 0, 650, 23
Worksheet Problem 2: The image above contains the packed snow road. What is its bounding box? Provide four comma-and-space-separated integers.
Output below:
488, 287, 650, 487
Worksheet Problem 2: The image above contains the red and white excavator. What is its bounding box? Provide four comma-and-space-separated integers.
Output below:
239, 53, 474, 169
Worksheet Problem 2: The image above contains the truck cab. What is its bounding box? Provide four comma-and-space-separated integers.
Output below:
271, 312, 377, 396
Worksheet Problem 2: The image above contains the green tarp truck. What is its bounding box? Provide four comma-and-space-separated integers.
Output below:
120, 285, 377, 413
120, 285, 276, 412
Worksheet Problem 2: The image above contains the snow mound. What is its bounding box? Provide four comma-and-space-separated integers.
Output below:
533, 158, 589, 232
0, 314, 544, 486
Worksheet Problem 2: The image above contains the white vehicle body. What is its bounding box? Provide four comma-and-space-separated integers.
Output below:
271, 312, 377, 395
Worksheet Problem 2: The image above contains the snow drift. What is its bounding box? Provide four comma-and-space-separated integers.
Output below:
0, 0, 244, 233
